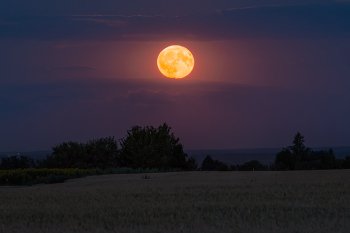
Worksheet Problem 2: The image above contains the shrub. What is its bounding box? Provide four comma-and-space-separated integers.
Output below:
119, 123, 196, 170
200, 155, 229, 171
0, 156, 36, 170
43, 137, 120, 169
272, 132, 337, 171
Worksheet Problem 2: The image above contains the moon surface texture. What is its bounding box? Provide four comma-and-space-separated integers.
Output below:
157, 45, 194, 79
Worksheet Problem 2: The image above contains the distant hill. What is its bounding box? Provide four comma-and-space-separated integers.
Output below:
0, 147, 349, 166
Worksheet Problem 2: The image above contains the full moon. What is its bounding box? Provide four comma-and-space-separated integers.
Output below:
157, 45, 194, 79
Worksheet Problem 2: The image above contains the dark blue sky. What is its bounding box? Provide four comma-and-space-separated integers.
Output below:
1, 0, 350, 151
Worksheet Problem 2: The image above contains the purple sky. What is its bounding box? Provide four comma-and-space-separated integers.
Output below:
1, 0, 350, 151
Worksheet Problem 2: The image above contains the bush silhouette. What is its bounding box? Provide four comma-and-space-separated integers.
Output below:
344, 156, 350, 169
119, 123, 197, 171
0, 156, 36, 170
44, 137, 119, 169
273, 132, 340, 170
42, 124, 196, 171
85, 137, 120, 169
274, 132, 311, 170
200, 155, 229, 171
240, 160, 268, 171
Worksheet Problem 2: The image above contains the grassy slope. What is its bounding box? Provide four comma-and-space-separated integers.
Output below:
1, 170, 350, 233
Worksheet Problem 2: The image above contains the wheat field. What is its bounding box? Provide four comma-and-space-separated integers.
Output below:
1, 170, 350, 233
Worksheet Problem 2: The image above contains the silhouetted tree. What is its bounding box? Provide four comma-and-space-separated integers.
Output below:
273, 132, 339, 171
240, 160, 268, 171
43, 136, 119, 169
44, 141, 89, 169
229, 164, 237, 171
333, 156, 350, 169
200, 155, 229, 171
185, 156, 199, 171
85, 137, 120, 169
0, 156, 36, 170
307, 148, 335, 170
218, 162, 229, 171
119, 123, 196, 170
289, 132, 311, 162
344, 156, 350, 169
200, 155, 216, 171
273, 132, 312, 170
274, 148, 295, 170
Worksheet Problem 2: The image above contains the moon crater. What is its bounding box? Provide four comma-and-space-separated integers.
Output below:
157, 45, 194, 79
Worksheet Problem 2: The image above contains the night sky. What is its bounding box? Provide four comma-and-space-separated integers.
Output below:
1, 0, 350, 151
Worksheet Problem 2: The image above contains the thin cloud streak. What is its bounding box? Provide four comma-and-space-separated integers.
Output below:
72, 18, 129, 27
49, 66, 96, 71
1, 3, 350, 41
220, 3, 311, 11
71, 15, 166, 18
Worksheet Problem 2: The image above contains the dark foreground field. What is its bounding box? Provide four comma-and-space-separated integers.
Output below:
1, 170, 350, 233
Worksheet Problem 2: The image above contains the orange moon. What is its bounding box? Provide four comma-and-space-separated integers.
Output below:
157, 45, 194, 79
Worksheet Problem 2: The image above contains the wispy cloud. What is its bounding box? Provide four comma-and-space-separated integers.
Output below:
71, 14, 165, 18
1, 3, 350, 41
49, 65, 96, 71
72, 18, 129, 27
219, 3, 309, 12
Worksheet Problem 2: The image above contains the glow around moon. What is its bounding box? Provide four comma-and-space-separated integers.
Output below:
157, 45, 194, 79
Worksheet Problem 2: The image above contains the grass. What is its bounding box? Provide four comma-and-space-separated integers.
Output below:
0, 167, 182, 186
0, 168, 96, 186
0, 170, 349, 233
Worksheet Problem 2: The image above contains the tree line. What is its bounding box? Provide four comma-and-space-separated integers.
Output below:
199, 155, 269, 171
1, 126, 349, 171
271, 132, 350, 170
199, 132, 350, 171
0, 123, 197, 171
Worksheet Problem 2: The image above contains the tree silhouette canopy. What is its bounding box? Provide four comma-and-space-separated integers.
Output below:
272, 132, 346, 170
119, 123, 197, 170
200, 155, 229, 171
0, 155, 36, 170
274, 132, 311, 170
44, 137, 119, 169
41, 123, 197, 170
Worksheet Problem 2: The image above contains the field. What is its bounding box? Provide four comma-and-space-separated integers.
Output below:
1, 170, 350, 233
0, 168, 96, 185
